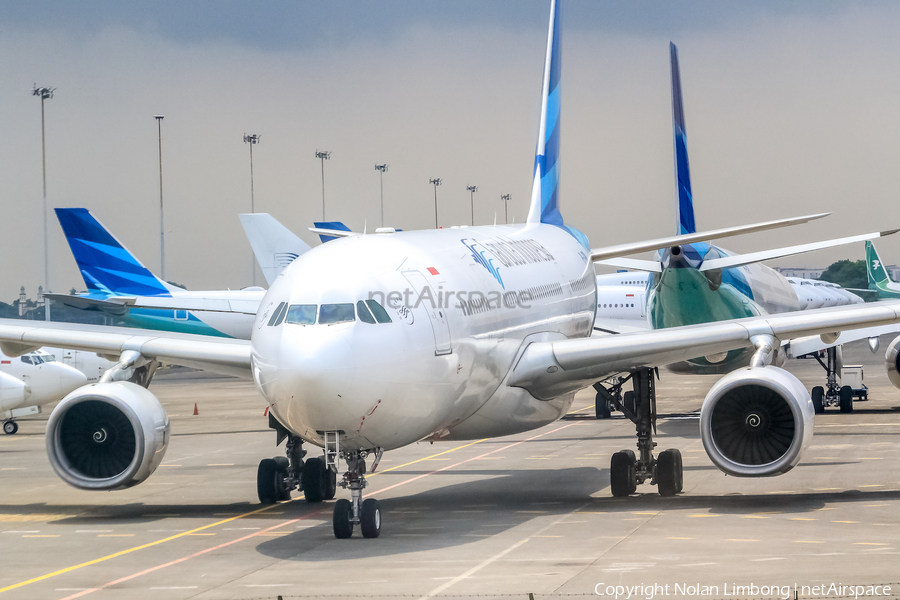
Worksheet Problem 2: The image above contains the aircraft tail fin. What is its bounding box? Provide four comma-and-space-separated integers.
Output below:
312, 221, 352, 244
866, 240, 892, 287
671, 42, 696, 235
54, 208, 173, 297
239, 214, 312, 286
526, 0, 562, 227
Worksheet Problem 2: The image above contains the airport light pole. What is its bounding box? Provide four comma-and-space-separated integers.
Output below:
466, 185, 478, 227
429, 178, 442, 229
315, 150, 331, 220
155, 115, 166, 281
244, 133, 261, 286
375, 164, 388, 227
500, 193, 511, 225
33, 84, 54, 319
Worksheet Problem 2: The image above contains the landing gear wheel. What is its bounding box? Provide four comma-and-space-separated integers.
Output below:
657, 449, 681, 497
360, 498, 381, 538
272, 457, 291, 501
323, 467, 337, 500
610, 450, 637, 497
623, 391, 636, 416
811, 386, 825, 415
333, 498, 354, 539
302, 457, 326, 503
595, 392, 611, 419
839, 385, 854, 413
256, 458, 279, 504
3, 421, 18, 435
674, 449, 684, 493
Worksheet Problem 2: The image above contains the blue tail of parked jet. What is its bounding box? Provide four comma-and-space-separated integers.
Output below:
524, 0, 588, 249
671, 42, 696, 235
313, 221, 351, 244
55, 208, 173, 297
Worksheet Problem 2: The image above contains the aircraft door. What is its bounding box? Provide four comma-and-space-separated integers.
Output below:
402, 270, 452, 356
640, 293, 646, 317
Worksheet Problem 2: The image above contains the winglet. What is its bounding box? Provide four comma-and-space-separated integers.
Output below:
526, 0, 562, 227
671, 42, 696, 235
55, 208, 173, 297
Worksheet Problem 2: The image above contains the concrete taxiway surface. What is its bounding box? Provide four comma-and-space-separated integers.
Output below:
1, 338, 899, 599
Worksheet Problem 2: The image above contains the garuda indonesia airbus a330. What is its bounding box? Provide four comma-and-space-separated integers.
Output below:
5, 0, 900, 540
593, 42, 899, 417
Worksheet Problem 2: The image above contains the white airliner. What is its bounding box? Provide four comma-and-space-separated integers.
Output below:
1, 349, 88, 434
5, 0, 900, 541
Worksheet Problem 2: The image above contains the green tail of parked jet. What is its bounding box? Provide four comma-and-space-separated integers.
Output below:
866, 240, 900, 298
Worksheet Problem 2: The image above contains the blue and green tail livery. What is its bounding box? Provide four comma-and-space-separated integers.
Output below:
670, 42, 696, 236
55, 208, 173, 297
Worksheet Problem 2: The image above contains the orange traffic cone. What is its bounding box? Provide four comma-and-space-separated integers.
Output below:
192, 403, 199, 416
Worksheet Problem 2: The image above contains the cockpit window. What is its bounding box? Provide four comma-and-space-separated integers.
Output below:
285, 304, 317, 325
267, 302, 287, 326
319, 303, 355, 324
357, 300, 376, 324
366, 299, 392, 323
20, 356, 34, 365
272, 303, 288, 326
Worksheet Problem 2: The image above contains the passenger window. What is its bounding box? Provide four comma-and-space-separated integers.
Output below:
319, 303, 355, 324
272, 303, 288, 326
267, 302, 287, 326
365, 299, 392, 323
285, 304, 317, 325
357, 300, 376, 324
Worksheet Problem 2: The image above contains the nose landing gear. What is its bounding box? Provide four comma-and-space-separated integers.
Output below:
333, 449, 383, 539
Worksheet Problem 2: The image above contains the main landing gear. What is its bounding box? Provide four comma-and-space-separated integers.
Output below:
811, 346, 853, 414
332, 448, 383, 539
597, 368, 683, 497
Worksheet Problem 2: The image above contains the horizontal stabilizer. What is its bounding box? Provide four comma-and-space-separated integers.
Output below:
595, 258, 662, 273
590, 213, 830, 262
44, 293, 130, 316
698, 229, 899, 272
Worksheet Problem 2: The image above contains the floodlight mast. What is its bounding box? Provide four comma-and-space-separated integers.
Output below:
155, 115, 165, 280
33, 84, 54, 320
316, 150, 331, 220
244, 133, 261, 286
501, 193, 511, 225
466, 185, 478, 226
375, 164, 388, 227
429, 178, 442, 229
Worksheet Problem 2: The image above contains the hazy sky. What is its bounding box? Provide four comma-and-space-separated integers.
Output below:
2, 1, 900, 299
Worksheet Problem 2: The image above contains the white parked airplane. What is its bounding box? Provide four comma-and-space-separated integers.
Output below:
4, 0, 900, 541
1, 348, 88, 434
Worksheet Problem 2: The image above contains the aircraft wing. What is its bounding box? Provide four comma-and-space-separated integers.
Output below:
592, 318, 652, 335
509, 301, 900, 400
0, 319, 252, 379
594, 258, 661, 272
698, 230, 899, 272
589, 213, 829, 262
787, 323, 900, 357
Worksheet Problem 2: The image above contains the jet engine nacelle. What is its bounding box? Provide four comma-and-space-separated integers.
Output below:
0, 371, 28, 411
46, 382, 170, 490
885, 335, 900, 390
700, 366, 814, 477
